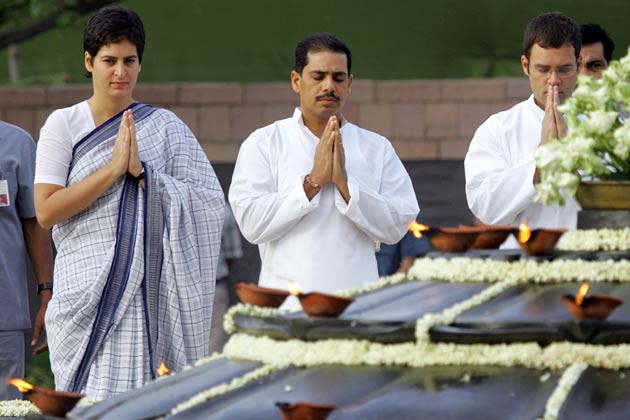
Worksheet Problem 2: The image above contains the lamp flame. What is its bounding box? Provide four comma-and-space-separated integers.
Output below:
288, 281, 302, 296
575, 282, 590, 306
518, 222, 531, 243
408, 221, 430, 239
157, 361, 170, 376
7, 378, 35, 394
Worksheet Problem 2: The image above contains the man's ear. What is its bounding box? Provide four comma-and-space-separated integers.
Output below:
290, 70, 301, 94
520, 55, 530, 77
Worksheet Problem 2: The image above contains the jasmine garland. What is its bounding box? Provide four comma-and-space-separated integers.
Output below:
558, 228, 630, 251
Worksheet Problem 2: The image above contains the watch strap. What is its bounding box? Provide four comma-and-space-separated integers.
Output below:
37, 282, 53, 294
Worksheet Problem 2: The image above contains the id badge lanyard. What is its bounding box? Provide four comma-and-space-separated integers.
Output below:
0, 168, 10, 207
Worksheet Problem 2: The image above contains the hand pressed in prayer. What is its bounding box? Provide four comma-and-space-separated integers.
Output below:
540, 85, 566, 145
110, 109, 132, 176
536, 85, 567, 184
126, 110, 143, 178
554, 90, 567, 140
332, 122, 350, 202
310, 116, 337, 186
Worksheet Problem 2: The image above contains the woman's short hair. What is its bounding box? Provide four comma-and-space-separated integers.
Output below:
83, 6, 145, 77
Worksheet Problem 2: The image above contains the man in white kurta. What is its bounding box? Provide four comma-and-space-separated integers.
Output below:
229, 33, 418, 299
464, 12, 581, 248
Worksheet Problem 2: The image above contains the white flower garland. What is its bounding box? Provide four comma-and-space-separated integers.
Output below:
542, 342, 630, 370
224, 303, 283, 335
0, 400, 40, 417
189, 351, 224, 369
223, 333, 630, 371
415, 278, 518, 342
337, 272, 407, 297
542, 362, 588, 420
166, 333, 626, 418
169, 364, 277, 415
223, 333, 544, 369
409, 257, 509, 283
408, 257, 630, 285
75, 398, 100, 408
558, 228, 630, 251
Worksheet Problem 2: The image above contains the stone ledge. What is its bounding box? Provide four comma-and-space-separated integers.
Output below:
244, 82, 296, 103
376, 80, 441, 102
0, 86, 47, 107
179, 83, 243, 104
46, 85, 92, 106
441, 79, 507, 101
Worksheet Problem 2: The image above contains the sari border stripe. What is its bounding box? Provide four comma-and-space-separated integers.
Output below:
72, 177, 139, 392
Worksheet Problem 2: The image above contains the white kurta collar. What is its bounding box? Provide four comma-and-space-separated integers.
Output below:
292, 107, 349, 132
526, 94, 544, 122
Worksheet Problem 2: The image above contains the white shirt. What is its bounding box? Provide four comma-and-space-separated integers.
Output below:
35, 101, 96, 186
464, 95, 580, 248
229, 108, 419, 300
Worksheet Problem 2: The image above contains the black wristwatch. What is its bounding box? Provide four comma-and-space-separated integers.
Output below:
37, 282, 53, 294
133, 168, 145, 181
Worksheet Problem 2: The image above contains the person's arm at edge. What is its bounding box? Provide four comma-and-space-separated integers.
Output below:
21, 218, 53, 347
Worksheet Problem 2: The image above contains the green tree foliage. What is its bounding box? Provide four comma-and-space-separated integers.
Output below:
0, 0, 119, 50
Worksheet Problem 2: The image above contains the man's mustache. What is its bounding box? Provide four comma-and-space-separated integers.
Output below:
316, 92, 340, 101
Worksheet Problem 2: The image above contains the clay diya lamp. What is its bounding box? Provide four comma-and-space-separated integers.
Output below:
296, 292, 355, 317
8, 378, 84, 417
423, 227, 480, 253
235, 282, 290, 308
515, 222, 566, 255
561, 282, 624, 321
276, 401, 337, 420
287, 281, 354, 318
459, 224, 514, 249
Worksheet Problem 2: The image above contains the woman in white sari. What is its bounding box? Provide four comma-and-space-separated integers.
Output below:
34, 6, 224, 399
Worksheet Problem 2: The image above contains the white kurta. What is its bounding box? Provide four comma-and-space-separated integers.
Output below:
464, 95, 580, 248
229, 108, 418, 300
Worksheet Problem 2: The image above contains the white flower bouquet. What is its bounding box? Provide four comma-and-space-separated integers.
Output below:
535, 47, 630, 205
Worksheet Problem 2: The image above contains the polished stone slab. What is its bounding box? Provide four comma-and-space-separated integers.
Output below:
559, 367, 630, 420
167, 365, 559, 420
67, 357, 260, 420
431, 282, 630, 345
